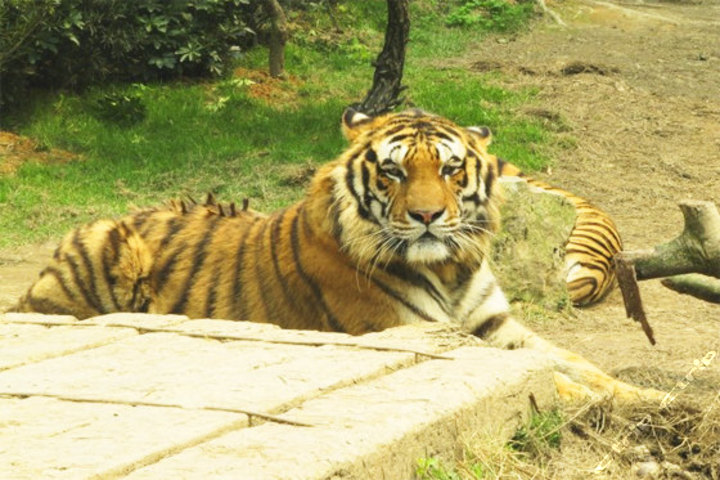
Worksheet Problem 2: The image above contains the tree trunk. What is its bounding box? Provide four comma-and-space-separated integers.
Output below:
261, 0, 288, 78
354, 0, 410, 116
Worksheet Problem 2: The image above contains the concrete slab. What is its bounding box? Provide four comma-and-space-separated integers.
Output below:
125, 347, 556, 480
1, 312, 78, 325
155, 318, 476, 356
1, 314, 557, 479
81, 312, 190, 329
0, 331, 416, 412
0, 396, 246, 480
0, 322, 136, 370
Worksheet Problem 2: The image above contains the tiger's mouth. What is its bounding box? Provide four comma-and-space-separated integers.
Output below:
403, 231, 452, 264
417, 231, 437, 242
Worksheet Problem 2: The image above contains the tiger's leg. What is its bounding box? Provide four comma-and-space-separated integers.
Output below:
10, 220, 153, 319
462, 263, 664, 403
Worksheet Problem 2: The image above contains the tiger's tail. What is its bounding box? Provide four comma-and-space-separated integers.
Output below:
496, 158, 621, 306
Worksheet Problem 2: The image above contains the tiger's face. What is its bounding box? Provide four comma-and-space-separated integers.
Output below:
327, 108, 500, 267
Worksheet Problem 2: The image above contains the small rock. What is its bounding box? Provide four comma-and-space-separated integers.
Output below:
632, 460, 660, 478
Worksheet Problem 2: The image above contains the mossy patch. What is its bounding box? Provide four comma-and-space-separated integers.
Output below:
491, 179, 575, 312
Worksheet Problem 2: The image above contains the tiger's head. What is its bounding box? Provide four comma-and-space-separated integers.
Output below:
311, 108, 501, 269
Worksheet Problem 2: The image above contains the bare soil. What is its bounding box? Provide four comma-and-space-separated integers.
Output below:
462, 0, 720, 394
1, 0, 719, 476
0, 131, 80, 175
460, 0, 720, 476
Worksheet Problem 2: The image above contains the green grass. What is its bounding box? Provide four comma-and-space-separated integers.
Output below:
416, 408, 565, 480
0, 0, 547, 248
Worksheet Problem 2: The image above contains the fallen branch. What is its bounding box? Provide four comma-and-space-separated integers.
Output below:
623, 201, 720, 281
617, 200, 720, 311
661, 274, 720, 304
614, 254, 655, 345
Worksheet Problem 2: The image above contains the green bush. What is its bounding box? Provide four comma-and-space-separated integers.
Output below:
0, 0, 256, 109
446, 0, 535, 31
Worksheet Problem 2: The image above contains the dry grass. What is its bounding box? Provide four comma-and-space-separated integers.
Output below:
440, 394, 720, 480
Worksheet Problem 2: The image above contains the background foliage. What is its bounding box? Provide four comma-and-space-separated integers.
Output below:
0, 0, 548, 248
0, 0, 256, 108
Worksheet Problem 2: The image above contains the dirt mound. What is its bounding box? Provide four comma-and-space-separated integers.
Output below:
0, 131, 80, 175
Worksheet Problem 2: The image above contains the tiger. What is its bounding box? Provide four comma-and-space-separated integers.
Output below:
494, 156, 622, 306
9, 108, 660, 403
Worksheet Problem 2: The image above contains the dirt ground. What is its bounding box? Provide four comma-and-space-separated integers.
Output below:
1, 0, 719, 477
461, 0, 720, 392
461, 0, 720, 476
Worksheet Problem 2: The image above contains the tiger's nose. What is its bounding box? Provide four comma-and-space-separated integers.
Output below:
408, 208, 445, 225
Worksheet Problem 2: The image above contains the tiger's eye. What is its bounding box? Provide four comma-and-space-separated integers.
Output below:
441, 165, 461, 177
381, 167, 405, 181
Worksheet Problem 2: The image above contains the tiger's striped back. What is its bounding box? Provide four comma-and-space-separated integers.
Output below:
495, 157, 622, 306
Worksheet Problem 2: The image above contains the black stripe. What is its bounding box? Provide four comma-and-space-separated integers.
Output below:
203, 250, 225, 319
291, 209, 345, 333
345, 156, 374, 222
566, 258, 609, 272
28, 296, 74, 316
231, 218, 258, 320
154, 242, 186, 294
131, 210, 154, 234
100, 225, 121, 311
572, 225, 621, 250
361, 162, 379, 219
153, 219, 191, 294
484, 162, 495, 199
566, 233, 614, 258
432, 130, 454, 142
462, 192, 482, 206
252, 219, 274, 320
205, 280, 218, 318
158, 216, 184, 251
169, 215, 222, 315
72, 229, 105, 313
389, 133, 412, 144
472, 313, 510, 339
383, 263, 451, 315
383, 124, 407, 137
367, 274, 440, 324
496, 157, 508, 175
64, 249, 99, 314
329, 193, 344, 244
39, 266, 79, 304
270, 209, 295, 312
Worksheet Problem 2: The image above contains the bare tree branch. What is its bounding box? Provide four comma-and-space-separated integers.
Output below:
623, 201, 720, 280
661, 274, 720, 303
619, 200, 720, 306
614, 254, 655, 345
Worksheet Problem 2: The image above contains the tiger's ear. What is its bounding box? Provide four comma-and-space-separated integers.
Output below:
341, 108, 373, 141
466, 126, 493, 148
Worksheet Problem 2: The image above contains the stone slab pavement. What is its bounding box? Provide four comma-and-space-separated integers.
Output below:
0, 312, 557, 479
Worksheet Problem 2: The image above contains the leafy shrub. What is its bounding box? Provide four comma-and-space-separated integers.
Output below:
0, 0, 256, 109
446, 0, 535, 31
90, 91, 147, 127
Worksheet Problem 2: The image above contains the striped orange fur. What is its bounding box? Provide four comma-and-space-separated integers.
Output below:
10, 109, 660, 402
